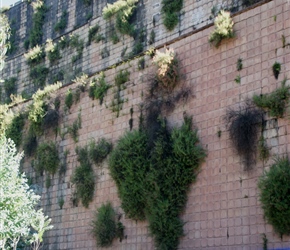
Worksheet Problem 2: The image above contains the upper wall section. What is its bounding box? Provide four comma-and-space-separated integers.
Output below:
1, 0, 264, 98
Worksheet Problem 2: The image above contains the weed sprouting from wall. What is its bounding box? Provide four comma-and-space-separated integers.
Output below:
5, 113, 25, 148
35, 141, 60, 175
68, 113, 82, 143
109, 115, 206, 249
91, 202, 125, 247
253, 78, 290, 118
258, 135, 270, 161
29, 65, 49, 88
88, 138, 112, 165
23, 126, 37, 157
161, 0, 183, 31
3, 77, 17, 103
272, 61, 281, 80
54, 10, 68, 34
209, 10, 235, 48
89, 73, 111, 105
225, 102, 263, 169
102, 0, 138, 36
258, 157, 290, 236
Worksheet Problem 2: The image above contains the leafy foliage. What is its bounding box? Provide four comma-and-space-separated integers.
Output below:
258, 135, 270, 161
29, 65, 49, 87
89, 138, 112, 165
258, 157, 290, 236
91, 202, 124, 247
0, 136, 52, 249
109, 116, 206, 249
5, 113, 25, 148
89, 73, 111, 105
102, 0, 138, 36
68, 113, 81, 143
54, 11, 68, 33
161, 0, 183, 31
272, 61, 281, 80
65, 89, 73, 110
35, 141, 59, 175
71, 145, 95, 208
225, 102, 263, 169
23, 126, 38, 157
88, 24, 104, 45
209, 10, 235, 48
3, 77, 17, 102
253, 79, 290, 118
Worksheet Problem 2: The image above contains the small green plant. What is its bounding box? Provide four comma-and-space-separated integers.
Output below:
281, 35, 290, 48
272, 61, 281, 80
138, 57, 145, 70
209, 10, 235, 48
86, 12, 93, 21
54, 10, 68, 33
217, 130, 222, 138
68, 113, 82, 143
69, 34, 84, 63
237, 58, 243, 71
258, 135, 270, 161
89, 73, 111, 105
102, 0, 138, 36
29, 65, 49, 87
58, 197, 65, 209
58, 35, 70, 49
5, 113, 25, 148
23, 126, 37, 157
24, 45, 45, 65
258, 157, 290, 236
110, 33, 119, 44
234, 75, 241, 84
91, 202, 125, 247
262, 233, 268, 250
45, 177, 51, 189
29, 3, 48, 48
100, 47, 110, 59
89, 138, 112, 165
45, 39, 61, 64
225, 102, 263, 169
152, 47, 179, 90
3, 77, 17, 102
253, 79, 290, 118
148, 30, 155, 45
161, 0, 183, 31
65, 89, 73, 110
88, 24, 104, 45
35, 141, 60, 175
71, 145, 95, 208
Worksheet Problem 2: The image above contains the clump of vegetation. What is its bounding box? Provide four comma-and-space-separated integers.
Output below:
5, 113, 25, 148
29, 65, 49, 88
29, 2, 48, 48
242, 0, 261, 7
24, 45, 45, 65
110, 33, 119, 44
272, 61, 281, 80
209, 10, 235, 48
91, 202, 125, 247
54, 10, 68, 33
65, 89, 73, 110
35, 141, 59, 175
235, 75, 241, 84
109, 115, 206, 249
3, 77, 17, 102
69, 34, 84, 63
225, 102, 263, 169
88, 24, 105, 45
111, 70, 130, 117
152, 47, 179, 90
161, 0, 183, 31
253, 79, 290, 118
89, 73, 111, 105
258, 157, 290, 236
45, 39, 61, 64
237, 58, 243, 71
89, 138, 112, 165
138, 57, 145, 70
71, 145, 94, 208
68, 113, 82, 143
23, 127, 37, 157
102, 0, 138, 36
58, 35, 70, 49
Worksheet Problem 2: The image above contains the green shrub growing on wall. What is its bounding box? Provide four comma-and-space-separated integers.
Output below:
29, 65, 49, 88
71, 145, 95, 208
253, 79, 290, 118
109, 115, 206, 249
5, 113, 25, 148
3, 77, 17, 102
89, 138, 112, 165
258, 157, 290, 236
35, 141, 60, 175
89, 73, 111, 105
23, 126, 37, 157
91, 202, 124, 247
54, 11, 68, 33
102, 0, 138, 36
161, 0, 183, 31
65, 89, 73, 110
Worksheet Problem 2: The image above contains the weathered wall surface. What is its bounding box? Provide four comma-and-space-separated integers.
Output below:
2, 0, 290, 249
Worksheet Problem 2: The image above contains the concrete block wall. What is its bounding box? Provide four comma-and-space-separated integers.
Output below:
3, 0, 290, 249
